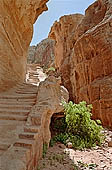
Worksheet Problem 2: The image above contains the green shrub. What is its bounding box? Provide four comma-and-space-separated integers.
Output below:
62, 101, 104, 149
50, 132, 69, 147
48, 67, 55, 72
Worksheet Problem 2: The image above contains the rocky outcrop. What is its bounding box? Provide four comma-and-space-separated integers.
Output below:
49, 0, 112, 127
27, 75, 69, 145
49, 14, 83, 100
27, 38, 55, 68
0, 0, 48, 92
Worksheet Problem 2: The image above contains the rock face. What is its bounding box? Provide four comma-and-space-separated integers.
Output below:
27, 46, 36, 64
27, 38, 55, 68
27, 75, 69, 145
0, 0, 48, 92
49, 14, 84, 100
49, 0, 112, 127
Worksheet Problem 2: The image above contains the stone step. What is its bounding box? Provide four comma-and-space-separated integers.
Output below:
0, 101, 35, 105
19, 132, 36, 140
15, 91, 37, 94
16, 85, 37, 88
14, 139, 34, 149
29, 76, 39, 79
0, 109, 29, 116
15, 89, 37, 92
16, 83, 37, 87
10, 146, 30, 161
0, 104, 32, 110
0, 94, 36, 99
0, 142, 10, 151
0, 98, 36, 102
0, 119, 26, 125
15, 91, 37, 95
16, 84, 37, 88
14, 146, 30, 152
24, 125, 40, 133
0, 150, 5, 156
0, 114, 27, 121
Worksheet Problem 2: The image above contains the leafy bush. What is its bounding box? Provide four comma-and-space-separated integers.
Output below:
48, 67, 55, 72
62, 101, 104, 149
50, 132, 69, 147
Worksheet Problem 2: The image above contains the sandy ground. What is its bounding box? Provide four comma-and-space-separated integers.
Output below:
37, 129, 112, 170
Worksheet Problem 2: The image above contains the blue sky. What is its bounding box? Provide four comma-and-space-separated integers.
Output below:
31, 0, 95, 45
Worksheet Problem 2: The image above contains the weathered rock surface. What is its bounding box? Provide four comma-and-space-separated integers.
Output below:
0, 66, 69, 170
49, 14, 83, 71
27, 46, 36, 64
49, 0, 112, 127
49, 14, 84, 100
0, 0, 48, 92
27, 38, 55, 68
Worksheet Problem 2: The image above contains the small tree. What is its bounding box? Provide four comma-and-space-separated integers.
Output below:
62, 101, 104, 149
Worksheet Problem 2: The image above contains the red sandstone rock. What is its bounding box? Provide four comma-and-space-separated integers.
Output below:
49, 0, 112, 127
0, 0, 48, 92
28, 38, 55, 69
49, 14, 83, 100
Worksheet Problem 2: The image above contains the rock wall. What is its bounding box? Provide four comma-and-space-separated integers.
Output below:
27, 46, 36, 64
27, 38, 55, 69
49, 14, 84, 100
49, 0, 112, 127
0, 0, 48, 92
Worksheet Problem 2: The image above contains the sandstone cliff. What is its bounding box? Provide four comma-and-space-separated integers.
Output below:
49, 0, 112, 127
27, 38, 55, 68
49, 14, 84, 100
0, 0, 48, 92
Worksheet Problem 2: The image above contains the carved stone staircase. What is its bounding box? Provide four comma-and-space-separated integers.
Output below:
0, 64, 49, 170
0, 83, 38, 167
0, 64, 67, 170
0, 74, 45, 170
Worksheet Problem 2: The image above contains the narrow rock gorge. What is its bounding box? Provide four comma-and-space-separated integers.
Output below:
49, 0, 112, 127
0, 0, 112, 169
0, 3, 69, 169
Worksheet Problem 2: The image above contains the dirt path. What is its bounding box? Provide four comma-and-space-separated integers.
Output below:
37, 129, 112, 170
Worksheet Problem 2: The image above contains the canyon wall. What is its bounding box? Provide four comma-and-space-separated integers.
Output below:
49, 14, 84, 100
0, 0, 48, 92
49, 0, 112, 127
27, 38, 55, 68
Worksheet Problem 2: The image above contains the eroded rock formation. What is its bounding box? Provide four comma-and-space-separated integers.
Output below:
49, 14, 84, 100
49, 0, 112, 127
0, 0, 48, 92
27, 38, 55, 68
